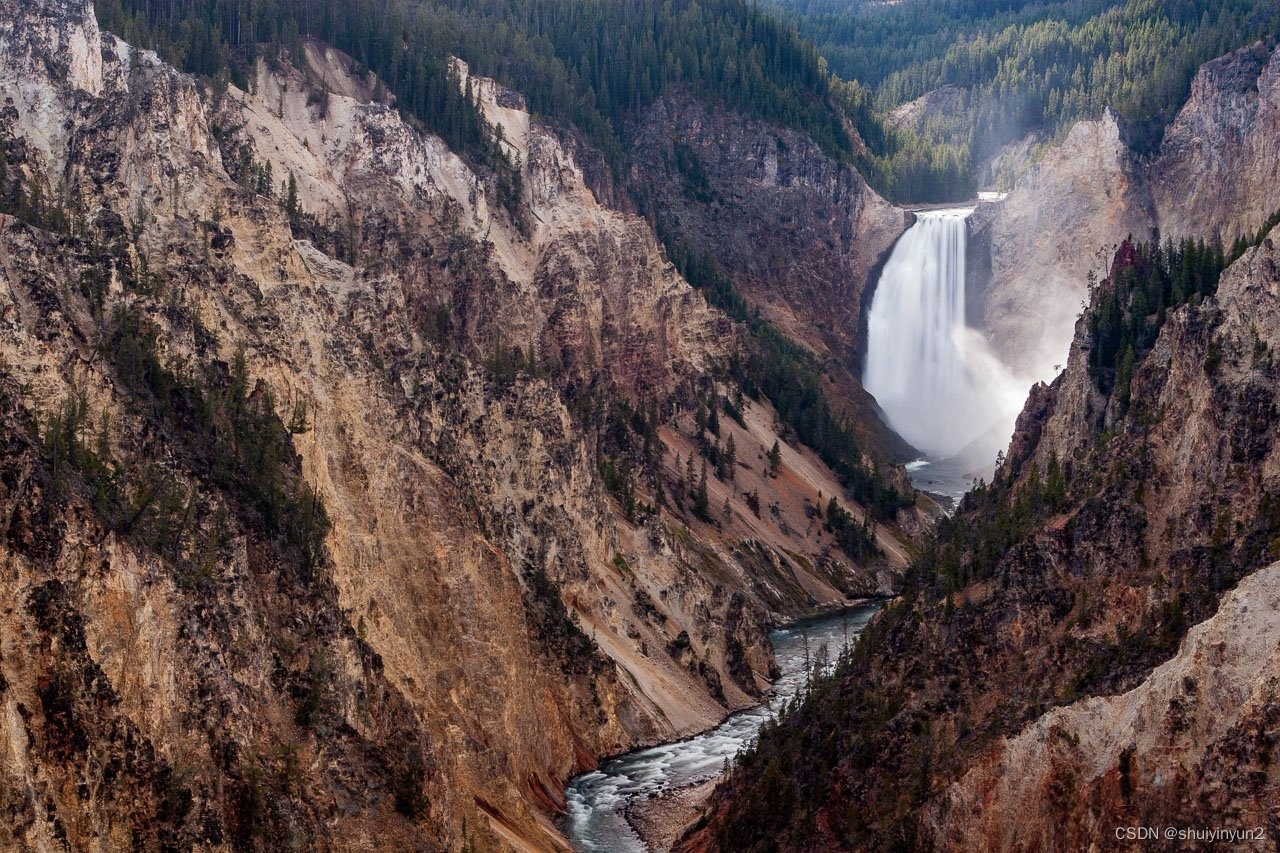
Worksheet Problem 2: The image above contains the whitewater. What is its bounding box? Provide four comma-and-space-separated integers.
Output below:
863, 208, 1026, 493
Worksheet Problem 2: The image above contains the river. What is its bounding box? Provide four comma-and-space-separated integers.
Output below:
563, 603, 880, 851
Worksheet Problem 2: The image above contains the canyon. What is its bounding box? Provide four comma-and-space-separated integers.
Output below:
3, 0, 1280, 850
0, 0, 914, 849
696, 36, 1280, 852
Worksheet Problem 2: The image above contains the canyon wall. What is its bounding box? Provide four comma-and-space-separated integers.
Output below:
968, 110, 1153, 382
969, 41, 1280, 385
0, 1, 911, 849
923, 222, 1280, 849
927, 561, 1280, 849
1151, 42, 1280, 245
628, 95, 914, 460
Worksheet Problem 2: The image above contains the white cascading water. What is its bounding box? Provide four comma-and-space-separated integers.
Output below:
864, 209, 1025, 479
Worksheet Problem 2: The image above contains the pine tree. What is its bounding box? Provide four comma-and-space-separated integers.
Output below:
259, 160, 274, 197
693, 462, 710, 521
1116, 344, 1137, 413
283, 171, 299, 220
1045, 452, 1065, 509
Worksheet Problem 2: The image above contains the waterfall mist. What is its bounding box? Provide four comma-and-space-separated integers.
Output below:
863, 209, 1025, 466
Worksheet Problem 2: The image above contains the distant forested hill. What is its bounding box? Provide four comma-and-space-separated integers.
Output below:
93, 0, 1280, 204
94, 0, 989, 202
771, 0, 1280, 185
96, 0, 851, 174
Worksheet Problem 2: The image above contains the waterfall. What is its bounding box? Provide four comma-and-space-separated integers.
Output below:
863, 209, 1024, 465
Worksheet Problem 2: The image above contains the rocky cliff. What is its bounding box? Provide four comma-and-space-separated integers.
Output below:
920, 223, 1280, 850
1151, 42, 1280, 245
627, 94, 914, 460
926, 560, 1280, 849
0, 1, 912, 849
970, 41, 1280, 385
968, 110, 1154, 381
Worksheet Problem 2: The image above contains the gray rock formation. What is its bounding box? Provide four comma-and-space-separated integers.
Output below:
1152, 41, 1280, 244
970, 42, 1280, 386
969, 110, 1153, 381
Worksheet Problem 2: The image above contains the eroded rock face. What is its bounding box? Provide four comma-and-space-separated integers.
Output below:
926, 560, 1280, 850
0, 0, 103, 172
0, 1, 910, 849
969, 110, 1154, 381
1153, 42, 1280, 244
971, 42, 1280, 385
627, 94, 914, 459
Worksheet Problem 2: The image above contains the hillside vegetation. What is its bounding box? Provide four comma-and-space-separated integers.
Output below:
771, 0, 1280, 190
97, 0, 853, 172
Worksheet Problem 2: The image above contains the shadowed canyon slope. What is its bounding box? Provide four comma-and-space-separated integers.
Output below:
0, 0, 913, 849
627, 95, 914, 460
928, 559, 1280, 849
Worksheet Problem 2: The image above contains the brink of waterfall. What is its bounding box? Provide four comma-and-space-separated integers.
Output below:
864, 208, 1025, 483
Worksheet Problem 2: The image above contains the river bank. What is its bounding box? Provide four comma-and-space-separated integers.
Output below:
626, 778, 717, 851
563, 603, 880, 851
